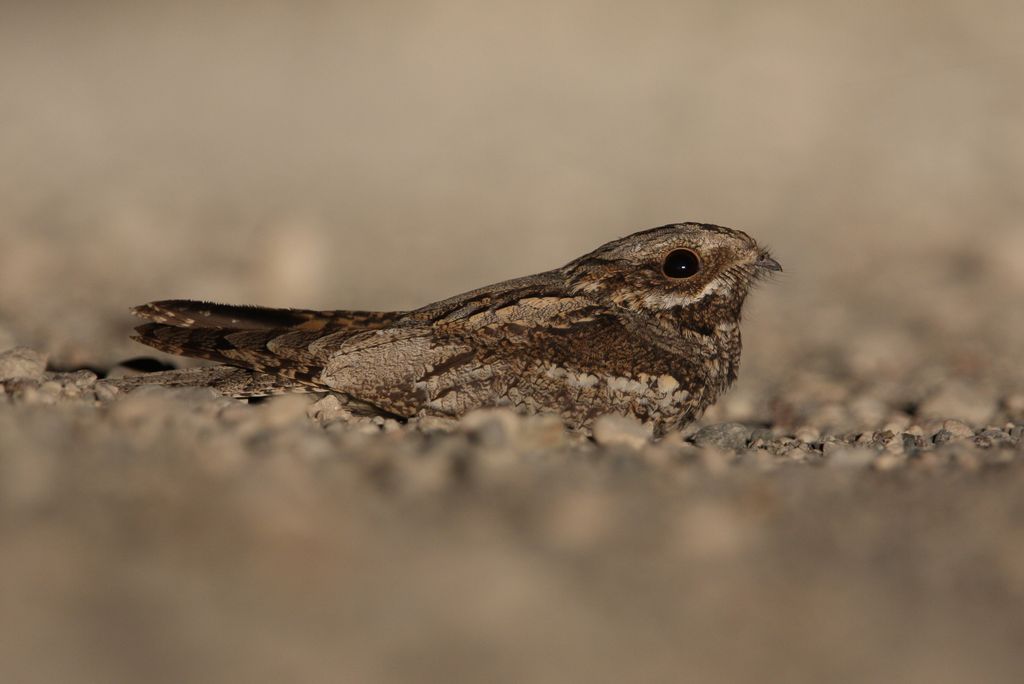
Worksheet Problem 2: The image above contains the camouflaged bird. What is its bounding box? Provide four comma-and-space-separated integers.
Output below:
117, 223, 780, 434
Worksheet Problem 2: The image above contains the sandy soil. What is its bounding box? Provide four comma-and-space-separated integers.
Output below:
1, 2, 1023, 682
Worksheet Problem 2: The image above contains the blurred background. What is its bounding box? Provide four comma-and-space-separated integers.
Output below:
2, 1, 1023, 682
1, 1, 1021, 370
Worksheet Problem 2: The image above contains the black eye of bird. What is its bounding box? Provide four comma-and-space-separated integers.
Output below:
662, 249, 701, 279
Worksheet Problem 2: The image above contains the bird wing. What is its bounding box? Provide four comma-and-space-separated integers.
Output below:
315, 292, 632, 417
128, 272, 630, 414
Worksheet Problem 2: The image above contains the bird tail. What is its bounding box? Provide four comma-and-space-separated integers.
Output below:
128, 299, 406, 393
130, 300, 339, 386
132, 300, 400, 332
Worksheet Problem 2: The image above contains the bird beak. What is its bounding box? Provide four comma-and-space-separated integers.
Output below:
756, 254, 783, 272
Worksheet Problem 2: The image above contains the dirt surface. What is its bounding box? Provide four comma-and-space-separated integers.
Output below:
2, 2, 1023, 682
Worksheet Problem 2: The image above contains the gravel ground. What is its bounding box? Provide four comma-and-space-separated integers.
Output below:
2, 2, 1024, 682
2, 355, 1024, 683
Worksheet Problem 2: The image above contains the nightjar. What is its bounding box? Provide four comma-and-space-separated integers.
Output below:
118, 223, 780, 434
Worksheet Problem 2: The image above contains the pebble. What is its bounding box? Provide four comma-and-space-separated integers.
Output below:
460, 408, 522, 448
881, 413, 912, 433
874, 430, 896, 445
94, 383, 120, 401
3, 362, 1021, 484
53, 370, 98, 389
518, 414, 569, 449
915, 419, 947, 438
0, 347, 47, 381
784, 447, 808, 463
39, 381, 63, 397
793, 426, 820, 444
592, 414, 653, 450
902, 434, 923, 453
17, 384, 55, 406
974, 429, 1011, 448
883, 438, 905, 456
308, 394, 353, 424
918, 382, 997, 426
942, 419, 975, 439
691, 423, 750, 451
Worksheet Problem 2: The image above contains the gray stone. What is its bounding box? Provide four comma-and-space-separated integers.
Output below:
67, 370, 99, 389
974, 429, 1011, 448
691, 423, 751, 451
902, 434, 924, 453
794, 426, 821, 444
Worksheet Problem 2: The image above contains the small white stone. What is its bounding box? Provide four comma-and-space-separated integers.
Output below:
460, 408, 522, 446
94, 383, 120, 401
592, 414, 653, 450
308, 394, 353, 424
0, 347, 47, 381
941, 419, 975, 439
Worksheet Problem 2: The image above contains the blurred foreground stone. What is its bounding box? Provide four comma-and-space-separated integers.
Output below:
1, 365, 1023, 683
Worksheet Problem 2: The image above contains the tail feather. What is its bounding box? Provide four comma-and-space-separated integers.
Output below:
131, 323, 325, 384
133, 300, 402, 332
128, 298, 409, 388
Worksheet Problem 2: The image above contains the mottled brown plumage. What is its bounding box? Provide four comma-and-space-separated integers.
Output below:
119, 223, 780, 434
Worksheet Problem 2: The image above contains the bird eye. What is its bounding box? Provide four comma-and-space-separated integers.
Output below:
662, 249, 701, 279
